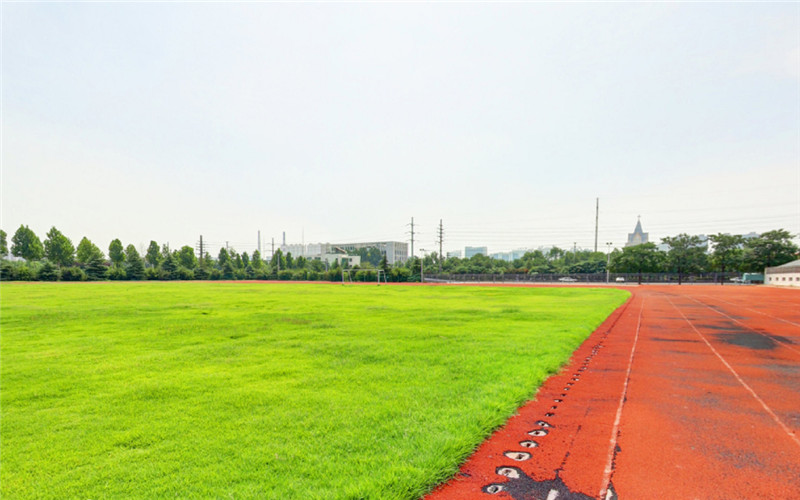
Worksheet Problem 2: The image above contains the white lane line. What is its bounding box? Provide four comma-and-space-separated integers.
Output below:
598, 297, 645, 500
687, 295, 800, 356
668, 297, 800, 450
697, 294, 800, 329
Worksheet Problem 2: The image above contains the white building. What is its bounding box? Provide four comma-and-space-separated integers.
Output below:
765, 259, 800, 287
332, 241, 408, 265
447, 250, 462, 259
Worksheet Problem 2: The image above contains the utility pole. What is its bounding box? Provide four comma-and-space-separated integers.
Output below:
408, 217, 415, 258
594, 197, 599, 253
437, 219, 443, 273
606, 242, 613, 283
199, 235, 204, 263
258, 231, 261, 256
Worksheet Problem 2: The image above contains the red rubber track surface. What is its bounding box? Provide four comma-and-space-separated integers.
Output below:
426, 285, 800, 500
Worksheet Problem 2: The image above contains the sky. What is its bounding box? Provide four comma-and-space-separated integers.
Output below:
2, 2, 798, 258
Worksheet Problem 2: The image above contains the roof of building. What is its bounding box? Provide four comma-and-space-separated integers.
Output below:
765, 259, 800, 274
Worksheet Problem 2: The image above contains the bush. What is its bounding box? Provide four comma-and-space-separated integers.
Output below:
144, 268, 160, 280
0, 261, 16, 281
210, 269, 221, 280
277, 270, 293, 280
194, 266, 209, 280
39, 261, 60, 281
175, 266, 194, 280
60, 266, 86, 281
16, 263, 38, 281
107, 266, 127, 281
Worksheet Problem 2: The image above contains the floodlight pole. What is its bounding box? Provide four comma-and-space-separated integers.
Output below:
606, 242, 613, 283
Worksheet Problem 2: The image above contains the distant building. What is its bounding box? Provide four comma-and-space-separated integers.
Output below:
465, 246, 488, 258
765, 259, 800, 287
279, 241, 408, 265
625, 217, 649, 247
490, 251, 512, 261
331, 241, 408, 265
447, 250, 462, 259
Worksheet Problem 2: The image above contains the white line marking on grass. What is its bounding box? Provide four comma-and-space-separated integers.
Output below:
598, 297, 645, 500
668, 297, 800, 450
697, 294, 800, 329
687, 295, 800, 356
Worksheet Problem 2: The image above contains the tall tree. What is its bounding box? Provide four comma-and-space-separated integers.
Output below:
217, 248, 230, 268
146, 241, 161, 268
662, 234, 708, 285
177, 245, 197, 269
160, 251, 177, 279
270, 249, 284, 270
109, 239, 125, 267
709, 233, 745, 283
44, 226, 75, 267
11, 225, 44, 260
251, 250, 263, 269
0, 229, 7, 257
76, 237, 107, 280
610, 243, 665, 284
124, 244, 145, 280
76, 237, 103, 265
743, 229, 798, 271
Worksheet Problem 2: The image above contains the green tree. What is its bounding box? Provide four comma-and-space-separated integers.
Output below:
709, 233, 745, 283
251, 250, 263, 269
146, 241, 161, 268
241, 252, 250, 269
0, 229, 8, 257
743, 229, 798, 272
177, 245, 197, 269
76, 237, 107, 280
11, 225, 44, 260
217, 248, 230, 269
109, 239, 125, 267
125, 244, 145, 280
285, 252, 294, 270
270, 249, 284, 270
610, 243, 665, 284
76, 237, 102, 265
160, 251, 178, 280
662, 234, 708, 285
44, 226, 75, 267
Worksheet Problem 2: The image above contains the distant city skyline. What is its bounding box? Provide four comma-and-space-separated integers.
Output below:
3, 3, 797, 256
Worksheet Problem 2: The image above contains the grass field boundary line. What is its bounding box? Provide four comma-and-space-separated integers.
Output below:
686, 295, 800, 356
667, 297, 800, 450
598, 295, 645, 500
696, 294, 800, 330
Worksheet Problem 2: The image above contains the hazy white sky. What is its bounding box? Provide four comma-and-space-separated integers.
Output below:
3, 2, 798, 257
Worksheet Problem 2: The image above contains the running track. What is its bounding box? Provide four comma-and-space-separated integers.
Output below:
426, 285, 800, 499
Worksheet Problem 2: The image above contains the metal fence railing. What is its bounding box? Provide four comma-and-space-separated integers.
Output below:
425, 272, 744, 284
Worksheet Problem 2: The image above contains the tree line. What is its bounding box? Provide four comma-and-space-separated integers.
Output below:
1, 225, 797, 282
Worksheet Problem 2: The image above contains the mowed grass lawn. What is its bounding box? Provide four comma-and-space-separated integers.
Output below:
1, 282, 628, 499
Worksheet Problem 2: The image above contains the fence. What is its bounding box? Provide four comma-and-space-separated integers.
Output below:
425, 272, 742, 284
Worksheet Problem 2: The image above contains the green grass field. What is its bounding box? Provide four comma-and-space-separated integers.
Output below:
1, 282, 628, 499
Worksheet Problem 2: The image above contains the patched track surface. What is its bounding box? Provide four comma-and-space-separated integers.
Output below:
426, 285, 800, 499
